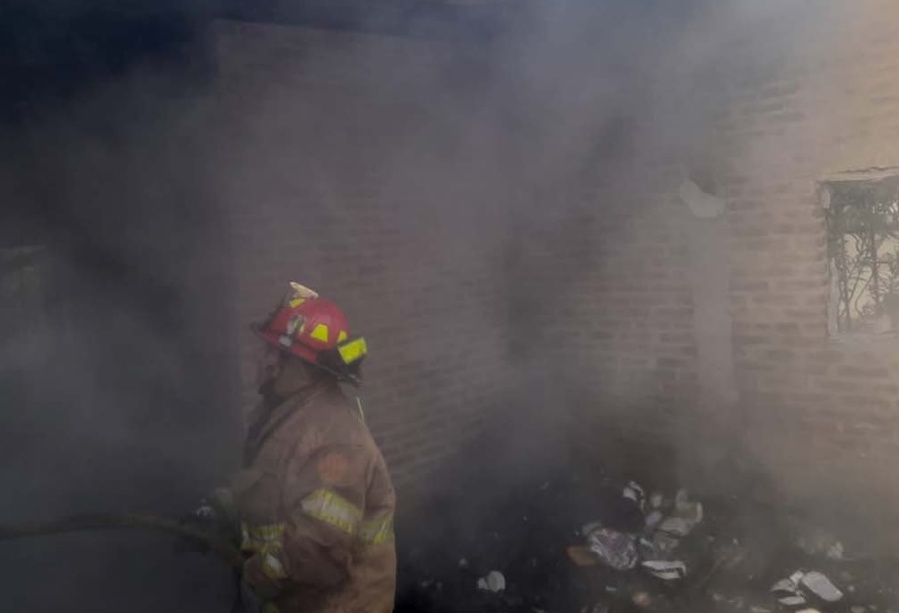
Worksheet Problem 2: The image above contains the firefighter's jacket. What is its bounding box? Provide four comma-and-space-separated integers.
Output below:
228, 379, 396, 613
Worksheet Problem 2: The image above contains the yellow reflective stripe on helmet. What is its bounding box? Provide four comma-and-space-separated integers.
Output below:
358, 512, 394, 545
310, 324, 330, 342
338, 337, 367, 365
338, 330, 348, 343
300, 489, 362, 535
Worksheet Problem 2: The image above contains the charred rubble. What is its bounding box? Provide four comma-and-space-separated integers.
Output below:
395, 467, 899, 613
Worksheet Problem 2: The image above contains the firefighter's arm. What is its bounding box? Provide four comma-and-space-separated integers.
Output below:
244, 444, 367, 594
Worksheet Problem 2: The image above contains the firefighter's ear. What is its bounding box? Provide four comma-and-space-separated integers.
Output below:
256, 343, 285, 388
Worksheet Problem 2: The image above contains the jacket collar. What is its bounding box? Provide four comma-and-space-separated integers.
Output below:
244, 379, 337, 466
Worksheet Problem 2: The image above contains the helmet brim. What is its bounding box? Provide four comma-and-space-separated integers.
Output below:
249, 323, 362, 386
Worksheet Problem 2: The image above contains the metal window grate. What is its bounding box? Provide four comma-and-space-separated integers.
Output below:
824, 178, 899, 335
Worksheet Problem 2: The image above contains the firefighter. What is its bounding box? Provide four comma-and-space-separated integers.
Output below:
200, 282, 396, 613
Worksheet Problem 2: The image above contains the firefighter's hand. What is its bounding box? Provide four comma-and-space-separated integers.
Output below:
243, 553, 284, 601
186, 488, 236, 526
203, 487, 238, 524
173, 512, 215, 554
173, 488, 238, 554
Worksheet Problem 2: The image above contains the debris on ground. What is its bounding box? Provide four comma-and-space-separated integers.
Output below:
477, 571, 507, 593
574, 483, 701, 582
394, 468, 899, 613
586, 525, 639, 571
794, 527, 845, 561
641, 559, 687, 581
567, 545, 600, 567
772, 568, 845, 607
800, 570, 844, 602
772, 572, 811, 606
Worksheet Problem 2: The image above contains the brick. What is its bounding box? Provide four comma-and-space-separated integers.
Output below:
833, 364, 892, 379
214, 8, 899, 527
213, 21, 527, 496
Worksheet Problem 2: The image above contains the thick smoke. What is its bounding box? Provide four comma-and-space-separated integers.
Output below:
0, 0, 832, 611
0, 14, 238, 610
428, 0, 827, 492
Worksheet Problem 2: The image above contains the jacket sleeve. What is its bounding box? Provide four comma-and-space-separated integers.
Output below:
260, 443, 370, 589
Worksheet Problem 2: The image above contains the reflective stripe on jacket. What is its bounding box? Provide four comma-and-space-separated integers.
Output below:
229, 380, 396, 613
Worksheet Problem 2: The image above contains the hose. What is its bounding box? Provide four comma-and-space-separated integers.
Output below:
0, 513, 244, 568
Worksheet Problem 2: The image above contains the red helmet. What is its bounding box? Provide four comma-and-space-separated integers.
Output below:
252, 282, 367, 385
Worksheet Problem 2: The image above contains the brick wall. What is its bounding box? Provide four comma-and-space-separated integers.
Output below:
211, 21, 516, 491
211, 2, 899, 531
567, 1, 899, 522
564, 0, 899, 528
711, 1, 899, 521
558, 166, 706, 488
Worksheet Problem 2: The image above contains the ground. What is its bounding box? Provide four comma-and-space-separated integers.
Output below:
394, 467, 899, 613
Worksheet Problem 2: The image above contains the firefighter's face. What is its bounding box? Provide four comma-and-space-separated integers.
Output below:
256, 343, 284, 389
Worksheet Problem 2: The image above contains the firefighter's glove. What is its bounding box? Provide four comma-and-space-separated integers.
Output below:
243, 553, 284, 602
203, 488, 239, 527
193, 502, 218, 521
174, 488, 239, 554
